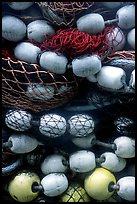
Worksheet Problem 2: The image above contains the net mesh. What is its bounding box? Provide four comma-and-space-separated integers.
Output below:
39, 114, 67, 138
40, 26, 115, 59
60, 183, 91, 202
5, 109, 32, 132
2, 49, 79, 112
103, 50, 135, 63
114, 116, 135, 136
36, 2, 94, 27
67, 114, 94, 137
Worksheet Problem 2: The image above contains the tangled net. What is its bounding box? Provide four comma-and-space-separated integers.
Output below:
87, 86, 135, 119
40, 26, 122, 60
103, 50, 135, 63
36, 2, 94, 27
2, 49, 79, 112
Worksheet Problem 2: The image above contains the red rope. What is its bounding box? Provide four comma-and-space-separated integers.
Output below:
40, 26, 115, 59
2, 48, 15, 59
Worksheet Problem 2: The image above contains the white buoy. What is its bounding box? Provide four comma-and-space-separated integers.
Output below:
5, 110, 32, 131
101, 2, 122, 9
41, 173, 68, 197
69, 150, 96, 173
41, 154, 68, 175
99, 152, 126, 172
39, 114, 66, 137
96, 66, 126, 90
72, 55, 102, 77
8, 134, 39, 153
116, 5, 135, 30
116, 176, 135, 201
39, 51, 68, 74
27, 20, 55, 43
8, 2, 33, 10
59, 85, 69, 94
127, 28, 135, 50
113, 136, 135, 158
76, 13, 105, 34
14, 42, 41, 64
106, 27, 126, 51
129, 70, 135, 89
67, 114, 94, 137
26, 83, 55, 101
72, 133, 96, 149
2, 15, 26, 42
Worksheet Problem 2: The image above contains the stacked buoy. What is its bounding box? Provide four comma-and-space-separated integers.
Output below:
2, 2, 135, 202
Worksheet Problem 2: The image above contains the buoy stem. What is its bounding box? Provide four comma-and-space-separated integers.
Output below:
110, 184, 120, 191
94, 140, 116, 149
104, 18, 119, 25
32, 184, 43, 192
2, 140, 12, 148
96, 156, 105, 164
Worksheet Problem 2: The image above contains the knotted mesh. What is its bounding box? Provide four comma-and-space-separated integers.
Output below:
40, 26, 114, 59
67, 114, 95, 137
2, 49, 79, 112
36, 2, 94, 27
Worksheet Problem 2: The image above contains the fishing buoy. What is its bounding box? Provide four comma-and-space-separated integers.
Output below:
14, 42, 41, 64
106, 27, 126, 51
130, 69, 135, 89
116, 5, 135, 30
5, 110, 32, 131
96, 66, 126, 90
113, 136, 135, 158
4, 134, 39, 154
27, 20, 55, 43
72, 55, 102, 77
39, 51, 68, 74
8, 171, 40, 202
41, 154, 68, 175
97, 152, 126, 172
76, 13, 105, 34
41, 173, 68, 197
2, 15, 26, 42
116, 176, 135, 201
72, 133, 96, 149
26, 83, 55, 101
127, 28, 135, 50
8, 2, 33, 10
67, 114, 94, 137
69, 150, 96, 173
84, 168, 116, 200
59, 182, 91, 202
101, 2, 122, 9
114, 116, 135, 134
39, 114, 67, 137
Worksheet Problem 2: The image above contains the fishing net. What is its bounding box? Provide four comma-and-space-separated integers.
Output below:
103, 50, 135, 63
36, 2, 94, 27
2, 48, 79, 112
40, 27, 111, 59
87, 83, 135, 119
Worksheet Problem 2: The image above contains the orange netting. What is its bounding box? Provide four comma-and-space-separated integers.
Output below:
103, 50, 135, 63
2, 49, 79, 112
36, 2, 94, 27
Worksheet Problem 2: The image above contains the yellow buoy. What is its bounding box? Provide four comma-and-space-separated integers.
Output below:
8, 171, 40, 202
84, 167, 116, 201
59, 182, 91, 202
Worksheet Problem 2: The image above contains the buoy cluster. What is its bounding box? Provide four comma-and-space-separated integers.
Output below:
2, 2, 135, 202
